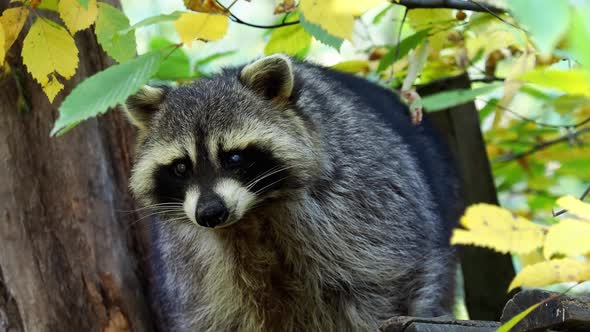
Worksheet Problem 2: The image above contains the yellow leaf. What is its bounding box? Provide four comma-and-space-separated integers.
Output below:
509, 258, 590, 291
265, 13, 311, 57
58, 0, 98, 33
0, 24, 5, 66
556, 195, 590, 220
544, 219, 590, 259
517, 249, 545, 268
184, 0, 228, 15
520, 69, 590, 97
451, 204, 546, 254
330, 60, 370, 73
299, 0, 386, 40
22, 18, 78, 101
41, 74, 64, 102
174, 12, 228, 46
0, 6, 30, 51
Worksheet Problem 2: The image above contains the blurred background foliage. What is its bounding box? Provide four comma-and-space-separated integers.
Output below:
118, 0, 590, 220
119, 0, 590, 293
2, 0, 589, 296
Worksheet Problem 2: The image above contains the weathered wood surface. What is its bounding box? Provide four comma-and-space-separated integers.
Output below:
501, 289, 590, 332
0, 1, 156, 331
380, 289, 590, 332
420, 75, 516, 320
379, 316, 500, 332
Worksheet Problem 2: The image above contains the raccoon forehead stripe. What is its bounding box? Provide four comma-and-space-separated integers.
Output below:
218, 125, 298, 155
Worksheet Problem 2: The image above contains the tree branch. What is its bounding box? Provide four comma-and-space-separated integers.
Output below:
216, 0, 505, 30
493, 127, 590, 163
396, 0, 504, 13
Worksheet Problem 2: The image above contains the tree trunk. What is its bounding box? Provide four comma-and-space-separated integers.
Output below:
0, 2, 156, 331
420, 75, 516, 321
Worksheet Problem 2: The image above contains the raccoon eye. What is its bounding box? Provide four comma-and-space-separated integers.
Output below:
173, 162, 188, 177
226, 153, 242, 168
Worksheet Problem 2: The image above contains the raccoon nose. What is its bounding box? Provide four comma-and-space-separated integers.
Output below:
196, 195, 229, 228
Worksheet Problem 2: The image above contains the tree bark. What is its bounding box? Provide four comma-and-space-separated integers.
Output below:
0, 1, 156, 331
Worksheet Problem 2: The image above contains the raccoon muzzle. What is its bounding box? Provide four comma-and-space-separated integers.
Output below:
196, 193, 229, 228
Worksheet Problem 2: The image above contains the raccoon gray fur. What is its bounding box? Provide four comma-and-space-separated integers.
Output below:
124, 54, 462, 332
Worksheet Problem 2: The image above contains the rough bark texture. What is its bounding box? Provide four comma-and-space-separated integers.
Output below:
420, 75, 516, 320
0, 1, 156, 331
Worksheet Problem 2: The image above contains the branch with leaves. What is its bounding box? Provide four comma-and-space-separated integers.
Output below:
452, 196, 590, 292
493, 127, 590, 163
396, 0, 504, 13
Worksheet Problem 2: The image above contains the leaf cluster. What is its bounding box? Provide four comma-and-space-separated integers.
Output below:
452, 196, 590, 292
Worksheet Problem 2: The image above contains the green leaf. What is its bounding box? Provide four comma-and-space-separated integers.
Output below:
265, 15, 311, 57
377, 29, 430, 72
149, 37, 191, 80
497, 302, 540, 332
478, 97, 498, 122
95, 3, 136, 63
51, 51, 161, 136
507, 0, 570, 55
422, 83, 502, 112
569, 3, 590, 72
299, 12, 342, 50
77, 0, 89, 9
121, 11, 183, 34
38, 0, 58, 11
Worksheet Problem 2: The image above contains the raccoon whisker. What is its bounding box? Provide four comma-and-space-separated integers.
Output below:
253, 175, 291, 196
117, 203, 185, 214
131, 210, 186, 224
246, 165, 297, 189
244, 165, 282, 189
162, 216, 191, 224
126, 211, 187, 230
247, 165, 296, 190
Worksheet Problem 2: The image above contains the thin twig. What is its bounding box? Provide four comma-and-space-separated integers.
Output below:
390, 8, 409, 80
395, 0, 504, 13
215, 0, 299, 29
228, 16, 299, 29
553, 185, 590, 217
470, 76, 505, 83
478, 98, 590, 129
493, 127, 590, 163
214, 0, 506, 30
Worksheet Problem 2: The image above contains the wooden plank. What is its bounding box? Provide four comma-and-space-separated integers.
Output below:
380, 316, 500, 332
501, 289, 590, 331
418, 74, 516, 320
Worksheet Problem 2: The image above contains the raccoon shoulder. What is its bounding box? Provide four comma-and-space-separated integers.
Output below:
292, 60, 461, 235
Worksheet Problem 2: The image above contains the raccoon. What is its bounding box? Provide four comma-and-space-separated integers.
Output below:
124, 54, 462, 332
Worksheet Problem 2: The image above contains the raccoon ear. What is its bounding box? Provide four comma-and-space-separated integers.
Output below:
123, 85, 169, 130
239, 54, 294, 100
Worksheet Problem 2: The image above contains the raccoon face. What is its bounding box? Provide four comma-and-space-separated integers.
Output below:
124, 55, 320, 228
